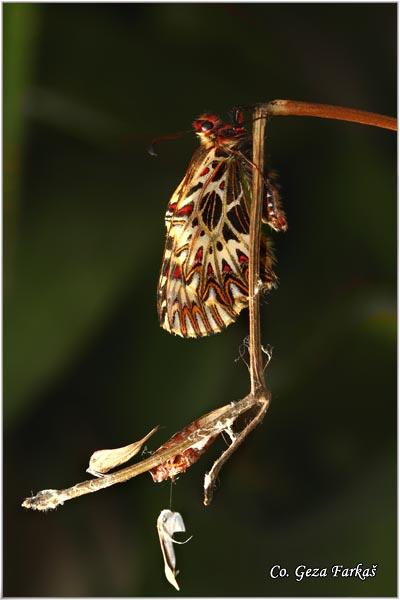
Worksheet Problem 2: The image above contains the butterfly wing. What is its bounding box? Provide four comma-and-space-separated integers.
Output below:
157, 147, 276, 338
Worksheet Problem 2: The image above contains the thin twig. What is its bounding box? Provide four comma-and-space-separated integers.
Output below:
204, 398, 268, 506
249, 106, 268, 397
264, 99, 397, 131
203, 106, 272, 504
22, 395, 257, 511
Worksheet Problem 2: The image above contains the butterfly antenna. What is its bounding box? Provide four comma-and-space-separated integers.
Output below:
148, 129, 191, 157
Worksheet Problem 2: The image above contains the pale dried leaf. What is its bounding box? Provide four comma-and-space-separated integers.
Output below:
157, 509, 192, 591
87, 426, 159, 476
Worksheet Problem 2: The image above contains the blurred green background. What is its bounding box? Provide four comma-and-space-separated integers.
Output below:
4, 3, 396, 596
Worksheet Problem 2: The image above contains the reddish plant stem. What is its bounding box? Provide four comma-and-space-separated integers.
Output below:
265, 99, 397, 131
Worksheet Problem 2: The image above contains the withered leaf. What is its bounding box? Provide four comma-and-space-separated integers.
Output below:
87, 426, 159, 476
157, 509, 192, 591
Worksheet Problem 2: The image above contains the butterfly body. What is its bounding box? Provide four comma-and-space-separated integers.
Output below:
157, 112, 287, 338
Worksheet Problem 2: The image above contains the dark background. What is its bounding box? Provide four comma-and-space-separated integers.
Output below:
4, 3, 396, 596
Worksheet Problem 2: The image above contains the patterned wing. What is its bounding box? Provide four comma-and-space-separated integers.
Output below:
157, 148, 276, 338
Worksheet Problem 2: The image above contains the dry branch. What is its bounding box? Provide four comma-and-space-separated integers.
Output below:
21, 395, 257, 511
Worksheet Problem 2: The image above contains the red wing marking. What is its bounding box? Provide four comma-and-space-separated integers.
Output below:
194, 247, 203, 263
237, 250, 248, 264
175, 203, 194, 217
199, 167, 210, 176
222, 260, 232, 273
173, 265, 182, 280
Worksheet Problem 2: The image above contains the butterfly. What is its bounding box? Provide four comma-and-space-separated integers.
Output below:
157, 110, 287, 338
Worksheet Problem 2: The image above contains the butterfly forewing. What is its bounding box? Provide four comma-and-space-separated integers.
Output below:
157, 112, 283, 338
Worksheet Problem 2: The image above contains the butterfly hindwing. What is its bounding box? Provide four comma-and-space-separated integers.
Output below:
157, 112, 283, 338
